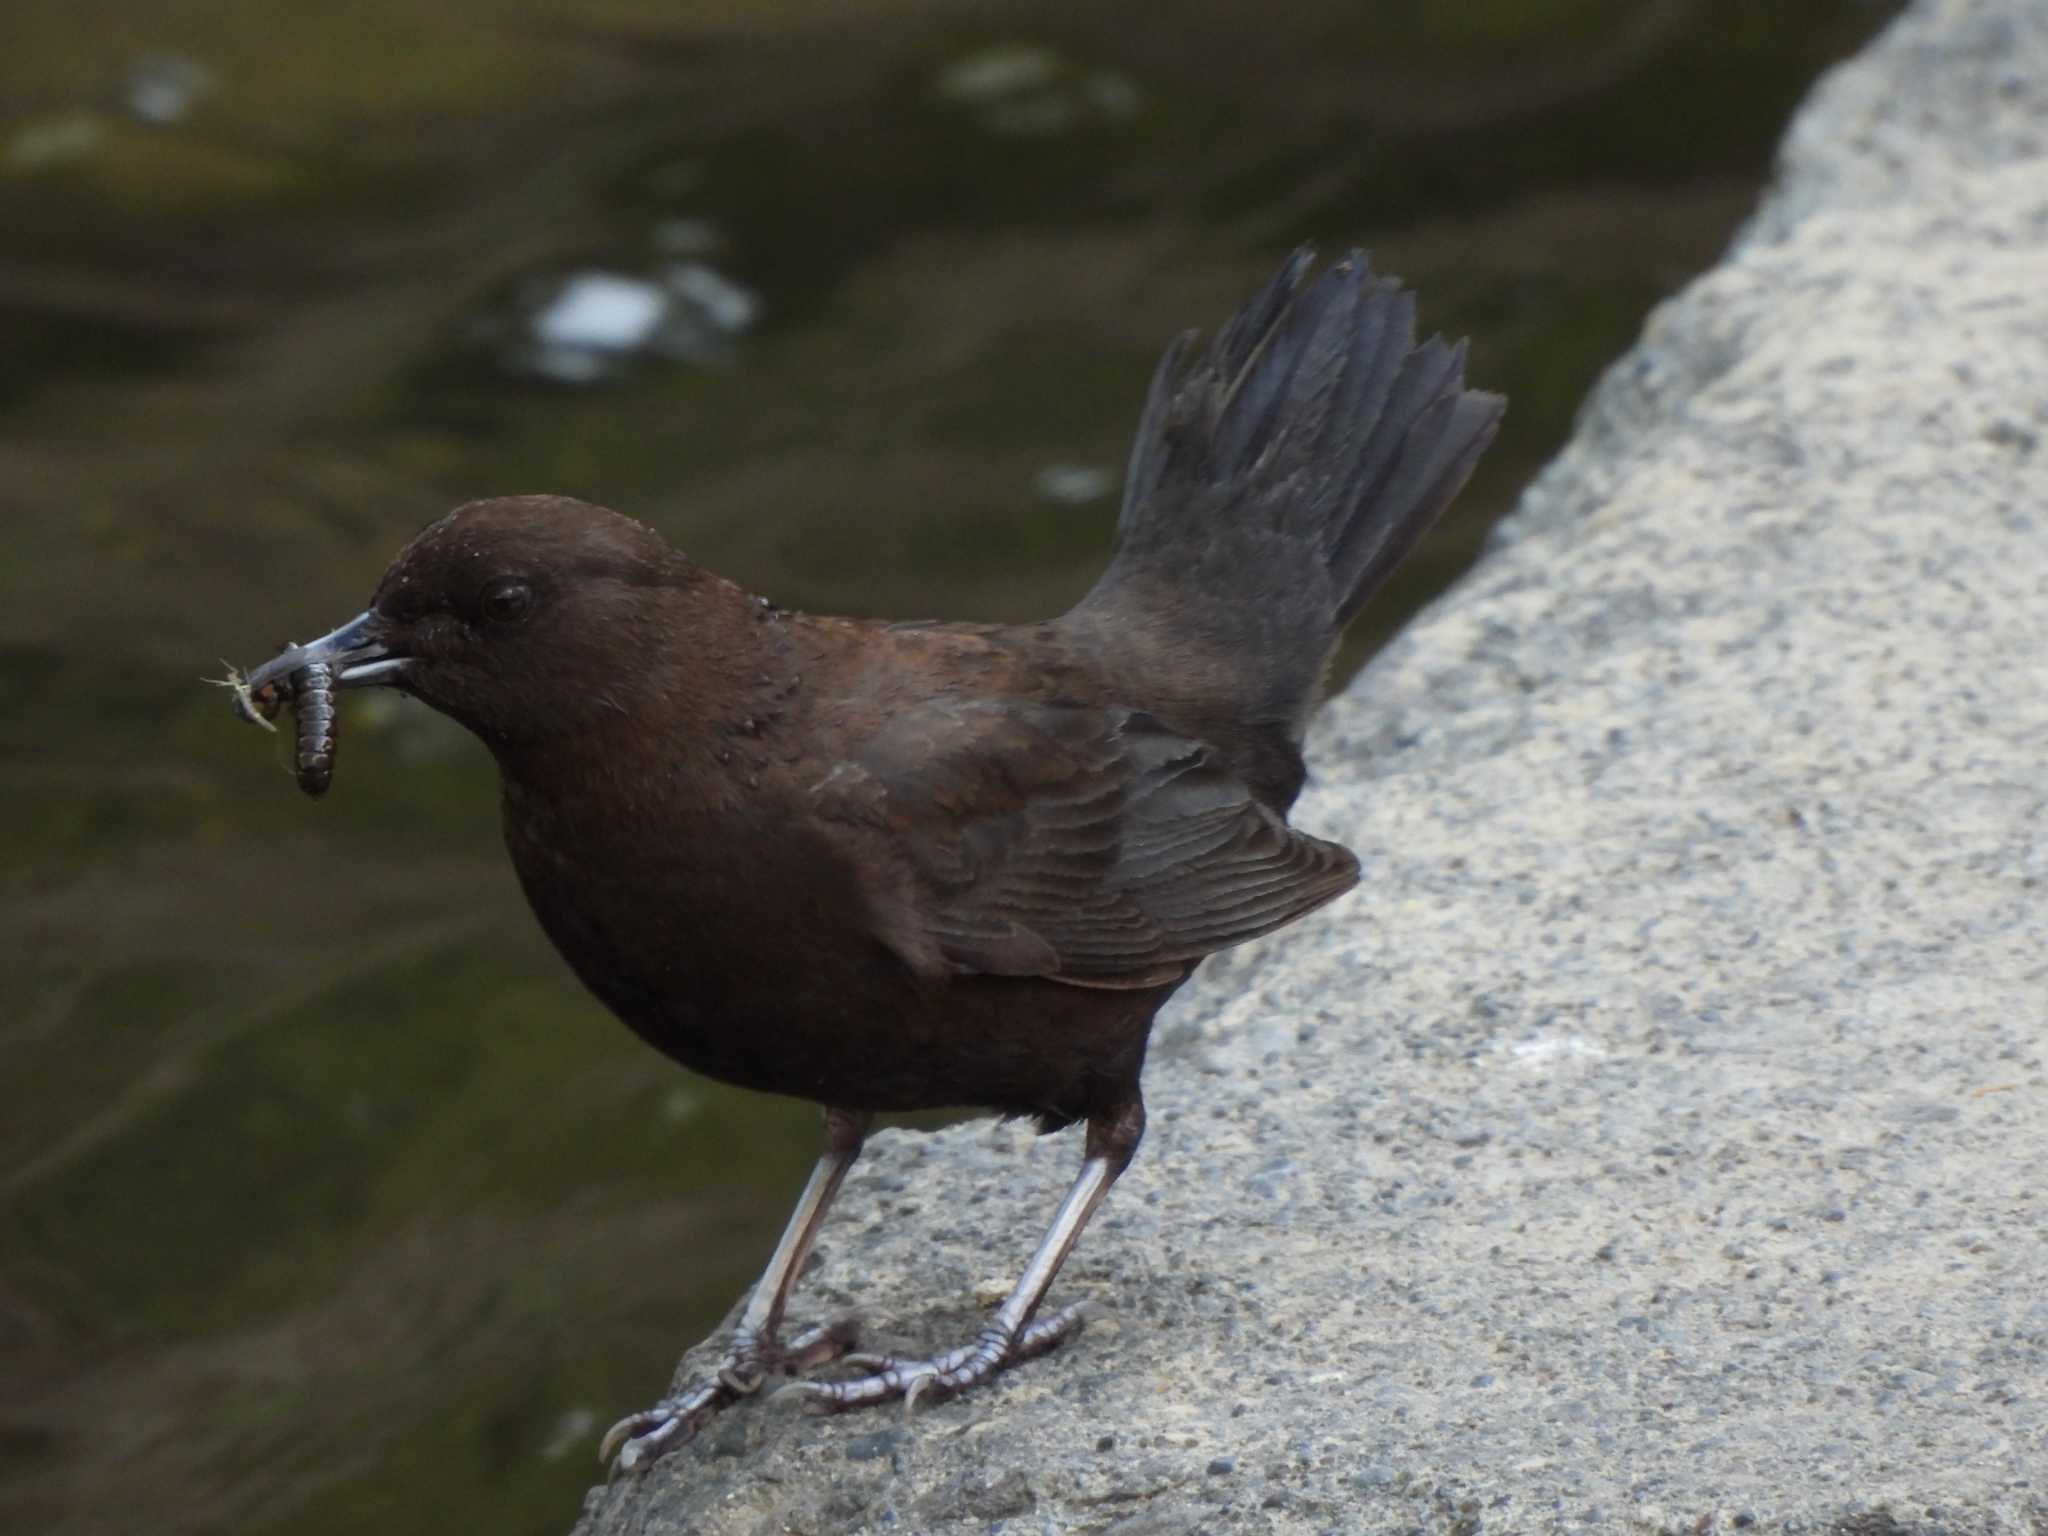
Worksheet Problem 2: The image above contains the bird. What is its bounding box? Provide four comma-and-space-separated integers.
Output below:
232, 249, 1503, 1471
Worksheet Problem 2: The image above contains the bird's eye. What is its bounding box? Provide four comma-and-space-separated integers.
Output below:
479, 576, 534, 625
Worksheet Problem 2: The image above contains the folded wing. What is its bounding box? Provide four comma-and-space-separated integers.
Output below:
813, 700, 1359, 987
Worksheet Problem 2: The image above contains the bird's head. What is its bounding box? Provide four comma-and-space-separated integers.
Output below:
239, 495, 733, 753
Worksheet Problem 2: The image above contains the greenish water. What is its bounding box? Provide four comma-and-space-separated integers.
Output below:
0, 3, 1894, 1532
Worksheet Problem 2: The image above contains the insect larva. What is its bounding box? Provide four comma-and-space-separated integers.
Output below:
292, 660, 338, 798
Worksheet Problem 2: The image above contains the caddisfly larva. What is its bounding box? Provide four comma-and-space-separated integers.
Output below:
292, 660, 338, 798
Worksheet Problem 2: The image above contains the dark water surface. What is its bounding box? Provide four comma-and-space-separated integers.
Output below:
0, 3, 1894, 1532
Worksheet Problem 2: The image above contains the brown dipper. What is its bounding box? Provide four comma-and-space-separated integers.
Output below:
234, 250, 1503, 1469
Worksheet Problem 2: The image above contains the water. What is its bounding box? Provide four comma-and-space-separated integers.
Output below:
0, 3, 1895, 1532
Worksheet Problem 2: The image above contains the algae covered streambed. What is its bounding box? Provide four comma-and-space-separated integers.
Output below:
0, 3, 1894, 1531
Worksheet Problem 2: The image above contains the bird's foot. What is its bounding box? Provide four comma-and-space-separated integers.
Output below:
600, 1317, 858, 1471
797, 1303, 1087, 1414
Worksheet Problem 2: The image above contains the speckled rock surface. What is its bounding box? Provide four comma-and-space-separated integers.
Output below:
573, 2, 2048, 1531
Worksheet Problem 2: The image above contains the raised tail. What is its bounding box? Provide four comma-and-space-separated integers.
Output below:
1064, 249, 1503, 751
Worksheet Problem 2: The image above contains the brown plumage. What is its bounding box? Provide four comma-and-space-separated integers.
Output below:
232, 249, 1503, 1466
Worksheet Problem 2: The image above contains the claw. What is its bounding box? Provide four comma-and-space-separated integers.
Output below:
599, 1315, 862, 1471
901, 1370, 939, 1417
599, 1407, 670, 1466
803, 1304, 1092, 1415
612, 1414, 686, 1473
599, 1380, 719, 1470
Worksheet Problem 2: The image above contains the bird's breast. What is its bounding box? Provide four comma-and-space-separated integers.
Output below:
497, 770, 904, 1096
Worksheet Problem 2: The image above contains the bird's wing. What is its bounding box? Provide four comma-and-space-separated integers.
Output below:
811, 699, 1359, 987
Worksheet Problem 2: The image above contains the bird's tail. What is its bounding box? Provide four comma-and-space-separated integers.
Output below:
1065, 250, 1503, 740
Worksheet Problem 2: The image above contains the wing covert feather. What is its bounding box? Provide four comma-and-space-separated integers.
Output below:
811, 700, 1358, 983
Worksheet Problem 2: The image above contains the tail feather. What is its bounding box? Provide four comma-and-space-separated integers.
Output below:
1071, 249, 1503, 737
1329, 337, 1500, 625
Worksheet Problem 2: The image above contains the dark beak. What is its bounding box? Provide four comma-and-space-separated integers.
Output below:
241, 611, 405, 696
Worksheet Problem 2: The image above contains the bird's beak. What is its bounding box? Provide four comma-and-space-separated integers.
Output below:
241, 611, 406, 695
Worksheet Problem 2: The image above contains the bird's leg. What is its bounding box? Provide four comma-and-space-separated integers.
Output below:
801, 1095, 1144, 1414
601, 1107, 869, 1470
